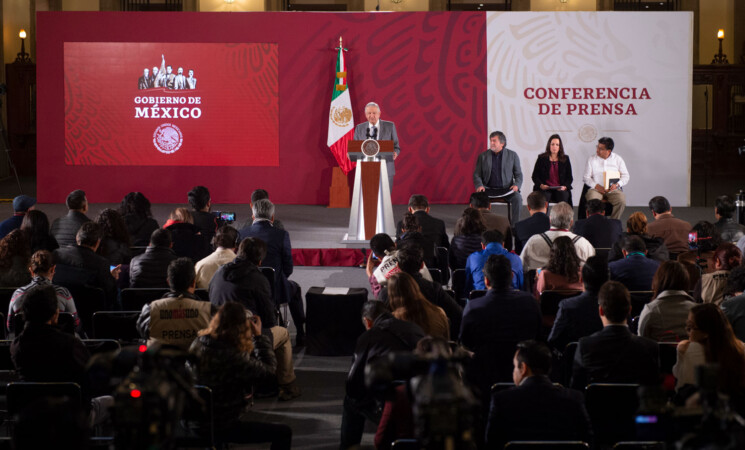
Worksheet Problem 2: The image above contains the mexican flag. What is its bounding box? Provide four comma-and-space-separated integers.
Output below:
327, 43, 355, 174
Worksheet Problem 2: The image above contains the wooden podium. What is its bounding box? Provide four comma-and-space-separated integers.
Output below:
343, 140, 396, 242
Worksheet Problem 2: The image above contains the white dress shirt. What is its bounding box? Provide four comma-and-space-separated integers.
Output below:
583, 152, 630, 188
367, 121, 379, 139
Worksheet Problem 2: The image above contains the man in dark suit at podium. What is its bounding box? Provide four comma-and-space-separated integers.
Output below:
353, 102, 400, 191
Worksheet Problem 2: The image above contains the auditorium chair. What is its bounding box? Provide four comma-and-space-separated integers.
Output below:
450, 268, 467, 304
435, 246, 450, 285
391, 439, 420, 449
0, 340, 17, 388
556, 342, 578, 387
577, 185, 613, 219
469, 289, 487, 300
525, 269, 537, 294
304, 287, 367, 356
585, 383, 640, 445
504, 442, 588, 449
538, 290, 582, 331
63, 285, 106, 336
92, 311, 141, 343
428, 268, 443, 284
12, 311, 76, 338
628, 291, 654, 318
0, 288, 16, 323
594, 247, 612, 261
120, 288, 170, 311
6, 381, 82, 420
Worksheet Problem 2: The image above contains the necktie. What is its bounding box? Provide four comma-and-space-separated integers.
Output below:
371, 126, 378, 139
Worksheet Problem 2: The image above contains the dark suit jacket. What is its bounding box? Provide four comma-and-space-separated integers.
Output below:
531, 155, 573, 191
50, 211, 91, 248
572, 214, 623, 249
514, 212, 550, 254
547, 291, 604, 351
353, 120, 400, 175
396, 210, 449, 249
571, 325, 660, 390
53, 244, 117, 308
238, 220, 293, 304
609, 254, 660, 292
485, 375, 592, 450
473, 148, 523, 190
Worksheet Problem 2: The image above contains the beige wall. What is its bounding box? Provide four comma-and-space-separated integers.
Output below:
199, 0, 266, 11
698, 0, 734, 64
531, 0, 596, 11
62, 0, 98, 10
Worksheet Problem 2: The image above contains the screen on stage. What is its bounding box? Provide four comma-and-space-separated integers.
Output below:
64, 42, 279, 166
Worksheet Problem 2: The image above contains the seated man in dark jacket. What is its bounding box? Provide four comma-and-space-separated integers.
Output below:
572, 199, 623, 249
609, 235, 660, 292
513, 192, 550, 254
209, 236, 300, 400
188, 185, 223, 246
571, 281, 660, 390
11, 284, 112, 425
129, 228, 178, 288
340, 300, 425, 450
53, 222, 120, 309
50, 189, 91, 248
486, 340, 592, 449
714, 194, 745, 243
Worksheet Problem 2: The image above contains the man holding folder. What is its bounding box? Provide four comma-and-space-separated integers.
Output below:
583, 137, 630, 220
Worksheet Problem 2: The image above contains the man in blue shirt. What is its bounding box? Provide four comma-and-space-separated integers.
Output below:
465, 230, 523, 295
0, 195, 35, 239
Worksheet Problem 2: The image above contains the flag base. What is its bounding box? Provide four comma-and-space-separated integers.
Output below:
328, 167, 350, 208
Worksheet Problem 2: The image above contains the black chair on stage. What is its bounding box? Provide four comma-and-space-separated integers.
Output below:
120, 288, 169, 311
305, 287, 367, 356
92, 311, 142, 343
504, 441, 588, 449
585, 383, 640, 445
489, 196, 513, 225
577, 185, 613, 220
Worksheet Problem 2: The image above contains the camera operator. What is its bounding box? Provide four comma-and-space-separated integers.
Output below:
340, 301, 425, 450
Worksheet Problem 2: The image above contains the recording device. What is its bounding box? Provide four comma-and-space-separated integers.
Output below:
213, 211, 236, 223
688, 231, 698, 251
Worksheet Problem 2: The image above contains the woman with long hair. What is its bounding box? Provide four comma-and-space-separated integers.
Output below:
119, 192, 159, 246
0, 229, 31, 287
695, 243, 742, 305
449, 208, 486, 270
190, 302, 292, 449
95, 208, 132, 266
674, 303, 745, 397
387, 272, 449, 340
638, 261, 696, 342
531, 134, 573, 205
20, 210, 58, 253
534, 236, 583, 297
608, 212, 669, 262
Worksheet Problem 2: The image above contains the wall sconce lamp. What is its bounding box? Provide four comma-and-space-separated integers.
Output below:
15, 29, 32, 63
712, 29, 729, 64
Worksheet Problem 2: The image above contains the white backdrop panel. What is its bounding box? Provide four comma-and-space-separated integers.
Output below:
486, 12, 693, 206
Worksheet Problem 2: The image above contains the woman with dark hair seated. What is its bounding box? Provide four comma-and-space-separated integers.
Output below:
449, 208, 486, 270
694, 243, 742, 305
608, 212, 669, 262
0, 229, 31, 287
20, 210, 58, 254
190, 302, 292, 449
119, 192, 159, 247
638, 261, 696, 342
95, 208, 132, 266
531, 134, 573, 205
534, 236, 583, 297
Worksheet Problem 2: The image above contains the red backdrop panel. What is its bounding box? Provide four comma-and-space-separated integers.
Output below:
38, 12, 487, 205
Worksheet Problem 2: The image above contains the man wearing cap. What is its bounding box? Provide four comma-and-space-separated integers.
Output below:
0, 195, 36, 239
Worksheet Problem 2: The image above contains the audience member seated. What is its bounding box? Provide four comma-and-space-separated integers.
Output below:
647, 195, 692, 256
195, 225, 238, 289
714, 194, 745, 244
674, 303, 745, 401
535, 236, 584, 297
469, 191, 512, 251
638, 261, 696, 342
449, 208, 486, 270
572, 199, 623, 248
485, 340, 592, 450
0, 229, 32, 287
129, 228, 178, 288
609, 235, 661, 292
119, 191, 159, 247
8, 250, 81, 335
513, 191, 550, 254
238, 199, 305, 345
50, 189, 91, 248
722, 266, 745, 342
137, 258, 213, 350
548, 256, 607, 351
163, 207, 211, 262
0, 194, 36, 239
395, 194, 449, 249
189, 302, 292, 449
379, 247, 462, 339
571, 281, 660, 389
461, 255, 541, 396
95, 208, 132, 266
209, 237, 300, 398
21, 210, 59, 253
340, 301, 424, 450
694, 242, 742, 305
11, 284, 112, 426
366, 233, 433, 299
520, 202, 595, 272
188, 185, 222, 245
531, 134, 574, 205
678, 221, 722, 287
466, 230, 523, 294
608, 212, 669, 262
388, 272, 450, 340
396, 213, 438, 269
250, 188, 285, 230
